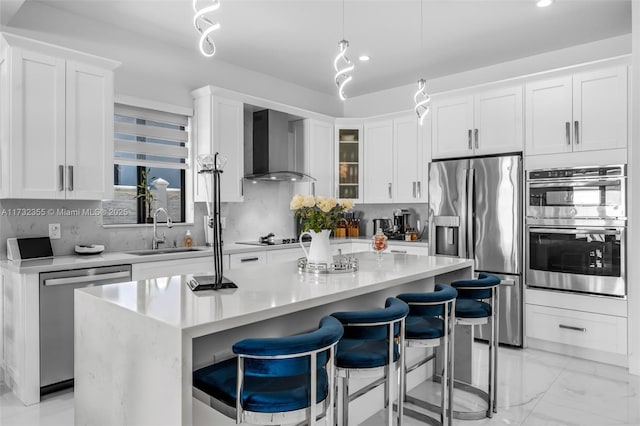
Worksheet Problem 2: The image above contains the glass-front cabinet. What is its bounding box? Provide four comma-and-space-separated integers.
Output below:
335, 124, 363, 203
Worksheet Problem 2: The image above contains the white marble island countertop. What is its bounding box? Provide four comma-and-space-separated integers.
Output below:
78, 252, 465, 339
74, 252, 470, 426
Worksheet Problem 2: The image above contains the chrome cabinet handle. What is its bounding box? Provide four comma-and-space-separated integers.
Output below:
390, 249, 407, 254
388, 183, 392, 199
59, 165, 64, 191
240, 257, 259, 263
44, 271, 131, 286
474, 128, 479, 149
412, 182, 416, 198
311, 182, 316, 197
417, 181, 422, 198
240, 178, 244, 196
68, 165, 74, 191
574, 121, 580, 145
565, 122, 571, 145
468, 129, 472, 150
559, 324, 586, 332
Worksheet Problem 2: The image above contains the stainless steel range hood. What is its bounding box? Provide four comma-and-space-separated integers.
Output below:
245, 109, 315, 182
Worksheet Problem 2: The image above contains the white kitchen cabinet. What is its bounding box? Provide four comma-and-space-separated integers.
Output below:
350, 241, 371, 253
386, 243, 429, 256
431, 85, 523, 159
192, 87, 244, 203
363, 115, 425, 204
393, 115, 425, 203
267, 247, 305, 264
0, 35, 118, 199
525, 287, 628, 366
363, 120, 394, 203
525, 66, 627, 156
295, 119, 334, 197
335, 122, 364, 203
229, 251, 267, 269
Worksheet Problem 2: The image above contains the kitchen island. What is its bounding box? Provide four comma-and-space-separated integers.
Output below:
74, 252, 472, 425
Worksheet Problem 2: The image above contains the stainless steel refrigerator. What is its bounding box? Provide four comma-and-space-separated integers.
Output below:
429, 154, 522, 347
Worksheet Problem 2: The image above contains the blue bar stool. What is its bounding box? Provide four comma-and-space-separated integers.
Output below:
397, 284, 458, 426
331, 297, 410, 426
451, 272, 501, 419
193, 316, 344, 425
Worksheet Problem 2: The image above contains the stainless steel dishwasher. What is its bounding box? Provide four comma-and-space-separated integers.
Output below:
39, 264, 132, 395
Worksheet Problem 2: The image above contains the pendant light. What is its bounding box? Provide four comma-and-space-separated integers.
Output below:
193, 0, 220, 57
334, 0, 354, 101
413, 0, 431, 125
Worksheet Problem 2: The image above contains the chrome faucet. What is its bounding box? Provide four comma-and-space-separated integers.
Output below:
152, 208, 173, 249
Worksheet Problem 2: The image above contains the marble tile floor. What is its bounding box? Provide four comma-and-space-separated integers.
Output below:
2, 343, 639, 426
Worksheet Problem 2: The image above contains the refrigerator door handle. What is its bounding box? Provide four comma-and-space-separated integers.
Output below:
459, 168, 469, 259
467, 168, 475, 261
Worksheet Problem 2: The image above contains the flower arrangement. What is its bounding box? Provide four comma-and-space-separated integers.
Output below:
290, 194, 354, 233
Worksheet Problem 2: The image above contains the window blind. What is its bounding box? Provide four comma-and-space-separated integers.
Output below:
114, 103, 189, 170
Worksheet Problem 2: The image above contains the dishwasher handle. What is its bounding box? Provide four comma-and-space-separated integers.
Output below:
43, 271, 131, 286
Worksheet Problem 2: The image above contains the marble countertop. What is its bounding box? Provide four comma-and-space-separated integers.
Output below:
0, 237, 427, 274
77, 252, 465, 338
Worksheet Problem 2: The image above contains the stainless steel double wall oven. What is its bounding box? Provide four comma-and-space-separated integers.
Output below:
526, 165, 626, 297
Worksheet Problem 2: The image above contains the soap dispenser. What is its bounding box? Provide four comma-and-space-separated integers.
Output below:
184, 230, 193, 248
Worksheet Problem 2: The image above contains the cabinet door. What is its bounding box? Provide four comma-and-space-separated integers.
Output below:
65, 61, 114, 199
431, 94, 474, 159
363, 120, 393, 203
267, 247, 305, 264
474, 85, 523, 156
335, 125, 363, 202
393, 115, 421, 203
573, 66, 627, 152
305, 119, 334, 197
10, 49, 66, 199
525, 76, 573, 156
214, 97, 244, 202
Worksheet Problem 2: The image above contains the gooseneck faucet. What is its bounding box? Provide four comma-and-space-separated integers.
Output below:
152, 207, 173, 249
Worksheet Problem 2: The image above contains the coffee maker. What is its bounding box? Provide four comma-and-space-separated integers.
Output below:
391, 209, 411, 239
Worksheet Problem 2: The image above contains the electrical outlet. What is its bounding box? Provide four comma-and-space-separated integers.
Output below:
220, 217, 226, 229
49, 223, 61, 240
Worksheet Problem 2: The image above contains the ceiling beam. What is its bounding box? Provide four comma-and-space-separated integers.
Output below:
1, 0, 27, 26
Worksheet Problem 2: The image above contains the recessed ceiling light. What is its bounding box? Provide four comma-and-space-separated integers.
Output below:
536, 0, 553, 7
359, 55, 370, 62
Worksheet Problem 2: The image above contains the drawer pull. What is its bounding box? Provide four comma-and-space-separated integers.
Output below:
558, 324, 586, 332
390, 249, 407, 254
240, 257, 260, 263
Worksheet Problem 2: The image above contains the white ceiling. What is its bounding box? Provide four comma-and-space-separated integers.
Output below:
5, 0, 632, 98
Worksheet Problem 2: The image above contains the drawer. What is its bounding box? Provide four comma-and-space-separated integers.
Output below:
267, 247, 304, 264
229, 252, 267, 269
387, 244, 429, 256
526, 304, 627, 355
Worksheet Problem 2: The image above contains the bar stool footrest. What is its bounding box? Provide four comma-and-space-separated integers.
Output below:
410, 376, 491, 420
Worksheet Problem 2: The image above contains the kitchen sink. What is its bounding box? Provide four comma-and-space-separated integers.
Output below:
126, 247, 208, 256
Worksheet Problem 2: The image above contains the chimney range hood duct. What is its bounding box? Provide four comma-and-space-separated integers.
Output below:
245, 109, 316, 182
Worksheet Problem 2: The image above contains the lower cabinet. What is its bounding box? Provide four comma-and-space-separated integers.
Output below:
525, 288, 627, 365
266, 247, 305, 264
228, 251, 267, 269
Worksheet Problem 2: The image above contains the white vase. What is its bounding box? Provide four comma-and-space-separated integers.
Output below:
299, 229, 333, 265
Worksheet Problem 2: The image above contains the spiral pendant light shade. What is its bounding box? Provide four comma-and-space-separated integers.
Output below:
334, 40, 354, 101
414, 78, 431, 125
193, 0, 221, 57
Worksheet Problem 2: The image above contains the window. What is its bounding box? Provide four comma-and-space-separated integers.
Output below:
102, 104, 189, 225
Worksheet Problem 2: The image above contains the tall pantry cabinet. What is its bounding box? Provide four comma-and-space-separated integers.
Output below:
0, 33, 119, 199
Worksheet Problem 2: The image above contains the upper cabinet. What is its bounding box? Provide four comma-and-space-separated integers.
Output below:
362, 115, 426, 204
0, 35, 118, 199
192, 88, 244, 203
335, 123, 364, 203
303, 119, 334, 197
431, 85, 523, 159
525, 66, 627, 156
